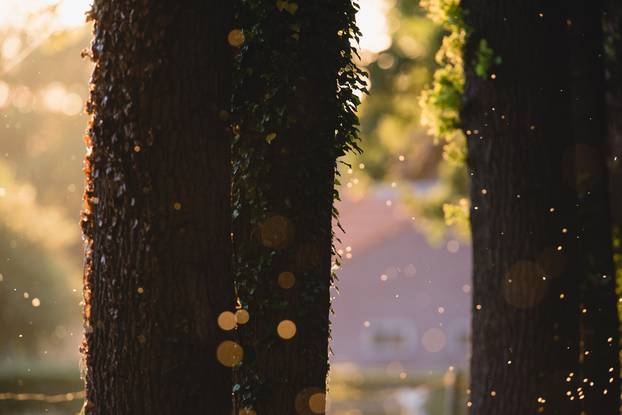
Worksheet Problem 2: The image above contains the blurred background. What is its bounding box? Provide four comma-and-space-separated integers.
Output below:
0, 0, 470, 413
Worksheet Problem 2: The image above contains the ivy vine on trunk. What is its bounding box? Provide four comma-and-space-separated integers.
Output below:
230, 0, 365, 413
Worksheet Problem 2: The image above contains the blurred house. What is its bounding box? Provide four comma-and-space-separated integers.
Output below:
331, 186, 472, 373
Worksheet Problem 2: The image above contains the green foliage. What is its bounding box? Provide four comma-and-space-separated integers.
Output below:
346, 4, 440, 182
614, 228, 622, 329
402, 159, 470, 241
419, 0, 465, 144
416, 0, 469, 235
443, 199, 468, 228
474, 38, 501, 78
340, 0, 470, 240
474, 38, 492, 78
442, 137, 466, 165
419, 62, 463, 141
419, 0, 463, 29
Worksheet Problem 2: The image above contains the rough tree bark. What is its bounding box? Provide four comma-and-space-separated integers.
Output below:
81, 1, 234, 413
604, 0, 622, 227
462, 0, 619, 414
603, 9, 622, 407
566, 1, 621, 413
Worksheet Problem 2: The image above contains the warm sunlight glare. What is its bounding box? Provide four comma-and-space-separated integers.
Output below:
52, 0, 91, 28
0, 0, 90, 30
357, 0, 391, 53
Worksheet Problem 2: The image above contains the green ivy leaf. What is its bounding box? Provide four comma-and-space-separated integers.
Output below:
285, 2, 298, 14
265, 132, 277, 143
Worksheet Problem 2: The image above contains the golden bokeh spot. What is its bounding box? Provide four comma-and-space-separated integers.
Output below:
503, 260, 549, 309
285, 2, 299, 14
295, 387, 325, 415
137, 287, 144, 294
239, 408, 256, 415
228, 29, 245, 47
31, 298, 41, 307
277, 319, 297, 340
137, 334, 146, 344
278, 271, 296, 289
216, 340, 243, 367
265, 132, 277, 143
218, 311, 237, 331
277, 0, 299, 14
421, 328, 447, 352
173, 202, 182, 210
259, 215, 293, 249
236, 309, 250, 325
309, 392, 326, 414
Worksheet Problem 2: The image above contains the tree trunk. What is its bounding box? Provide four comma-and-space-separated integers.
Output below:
82, 1, 234, 413
604, 2, 622, 376
231, 1, 361, 414
604, 0, 622, 227
565, 1, 621, 412
461, 0, 617, 413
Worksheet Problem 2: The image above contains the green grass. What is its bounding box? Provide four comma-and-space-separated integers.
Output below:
0, 367, 469, 415
328, 368, 469, 415
0, 369, 83, 415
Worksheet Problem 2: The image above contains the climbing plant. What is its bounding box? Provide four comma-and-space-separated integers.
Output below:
230, 0, 365, 412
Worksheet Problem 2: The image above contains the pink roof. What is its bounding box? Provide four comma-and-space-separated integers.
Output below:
331, 188, 472, 372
